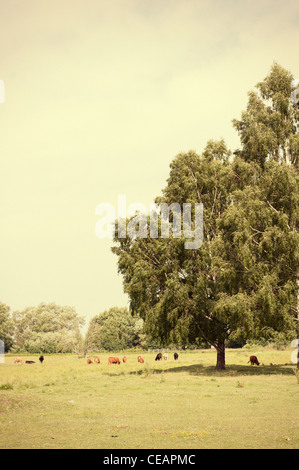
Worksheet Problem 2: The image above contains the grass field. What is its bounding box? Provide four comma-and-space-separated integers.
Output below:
0, 347, 298, 449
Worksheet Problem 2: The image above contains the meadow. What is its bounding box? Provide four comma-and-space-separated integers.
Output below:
0, 347, 298, 449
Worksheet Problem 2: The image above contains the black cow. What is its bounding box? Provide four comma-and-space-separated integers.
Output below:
39, 355, 44, 364
155, 353, 162, 361
25, 361, 35, 364
174, 352, 179, 360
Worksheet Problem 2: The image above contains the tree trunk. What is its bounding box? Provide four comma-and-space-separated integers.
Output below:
215, 341, 226, 370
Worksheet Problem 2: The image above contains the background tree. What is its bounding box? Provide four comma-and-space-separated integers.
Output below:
0, 302, 14, 351
12, 302, 85, 353
72, 329, 87, 358
86, 307, 145, 351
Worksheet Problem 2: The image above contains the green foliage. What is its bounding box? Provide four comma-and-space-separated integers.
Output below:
86, 307, 146, 351
12, 303, 85, 353
233, 63, 299, 168
220, 162, 298, 343
112, 63, 299, 370
0, 302, 14, 351
22, 330, 79, 354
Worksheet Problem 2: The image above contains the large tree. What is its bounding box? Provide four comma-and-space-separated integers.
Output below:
230, 63, 299, 366
112, 64, 298, 370
233, 63, 299, 168
113, 142, 240, 369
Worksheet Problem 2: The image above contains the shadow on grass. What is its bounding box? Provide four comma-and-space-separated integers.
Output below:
128, 363, 296, 377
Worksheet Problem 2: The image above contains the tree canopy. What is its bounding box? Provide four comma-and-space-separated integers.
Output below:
112, 63, 299, 369
12, 302, 85, 353
86, 307, 146, 351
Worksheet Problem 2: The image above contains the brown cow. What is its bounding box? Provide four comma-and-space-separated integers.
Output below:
108, 357, 120, 365
14, 357, 23, 364
155, 353, 162, 361
123, 356, 127, 363
248, 355, 260, 366
87, 358, 93, 364
94, 356, 100, 364
138, 357, 144, 363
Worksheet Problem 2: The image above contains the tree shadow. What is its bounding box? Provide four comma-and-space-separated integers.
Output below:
147, 363, 296, 377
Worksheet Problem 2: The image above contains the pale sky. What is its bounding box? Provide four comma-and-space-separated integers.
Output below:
0, 0, 298, 331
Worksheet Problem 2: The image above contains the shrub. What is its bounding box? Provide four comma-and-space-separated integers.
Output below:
0, 383, 13, 390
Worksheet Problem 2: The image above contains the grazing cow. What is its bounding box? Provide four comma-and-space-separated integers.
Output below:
14, 357, 23, 364
163, 353, 168, 360
138, 357, 144, 363
87, 358, 93, 364
39, 355, 44, 364
25, 361, 35, 364
248, 355, 260, 366
174, 353, 179, 360
108, 357, 120, 365
155, 353, 162, 361
123, 356, 127, 363
94, 356, 100, 364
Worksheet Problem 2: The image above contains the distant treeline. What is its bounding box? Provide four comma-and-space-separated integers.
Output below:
0, 301, 208, 354
0, 301, 292, 354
